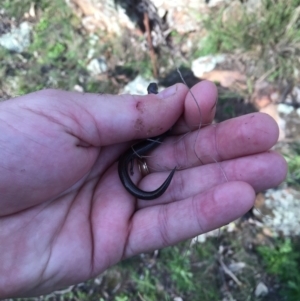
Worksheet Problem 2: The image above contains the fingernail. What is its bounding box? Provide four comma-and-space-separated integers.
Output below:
157, 84, 177, 99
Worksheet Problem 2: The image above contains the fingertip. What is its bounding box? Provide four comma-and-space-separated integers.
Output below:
256, 112, 280, 143
82, 84, 189, 145
185, 80, 218, 129
269, 150, 288, 185
216, 112, 281, 159
253, 112, 280, 149
203, 181, 255, 227
157, 83, 188, 100
196, 80, 218, 100
191, 80, 218, 106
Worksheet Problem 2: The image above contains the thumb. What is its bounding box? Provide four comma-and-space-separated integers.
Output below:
40, 83, 188, 146
83, 83, 188, 146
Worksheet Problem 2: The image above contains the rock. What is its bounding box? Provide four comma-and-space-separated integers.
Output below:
277, 103, 294, 115
73, 85, 84, 92
191, 234, 206, 244
0, 22, 31, 53
87, 57, 108, 76
228, 262, 246, 273
122, 75, 155, 95
190, 228, 221, 245
262, 188, 300, 236
254, 282, 268, 297
191, 54, 226, 78
207, 0, 229, 8
226, 222, 236, 233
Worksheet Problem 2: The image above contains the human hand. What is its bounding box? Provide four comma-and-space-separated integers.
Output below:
0, 81, 287, 298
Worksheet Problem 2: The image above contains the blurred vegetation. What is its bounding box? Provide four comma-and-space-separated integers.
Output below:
197, 0, 300, 83
284, 142, 300, 188
0, 0, 153, 96
1, 0, 93, 94
258, 238, 300, 300
1, 0, 300, 300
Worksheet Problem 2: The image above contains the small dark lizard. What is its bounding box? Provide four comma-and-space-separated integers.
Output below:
118, 83, 176, 200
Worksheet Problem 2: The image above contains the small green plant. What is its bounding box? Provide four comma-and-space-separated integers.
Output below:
115, 295, 129, 301
2, 0, 46, 20
133, 269, 157, 295
284, 142, 300, 188
257, 238, 300, 300
162, 247, 194, 292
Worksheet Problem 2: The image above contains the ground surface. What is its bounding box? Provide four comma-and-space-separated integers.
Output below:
1, 0, 300, 300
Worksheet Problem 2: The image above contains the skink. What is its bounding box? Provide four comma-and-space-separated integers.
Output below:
118, 83, 176, 200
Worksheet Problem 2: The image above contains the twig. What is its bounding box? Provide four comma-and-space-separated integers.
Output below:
143, 12, 158, 78
218, 257, 243, 287
138, 291, 148, 301
257, 65, 277, 83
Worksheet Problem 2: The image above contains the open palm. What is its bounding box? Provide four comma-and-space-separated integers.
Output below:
0, 81, 286, 298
